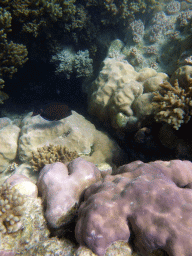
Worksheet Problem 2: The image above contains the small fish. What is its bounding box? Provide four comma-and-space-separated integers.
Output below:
32, 102, 72, 121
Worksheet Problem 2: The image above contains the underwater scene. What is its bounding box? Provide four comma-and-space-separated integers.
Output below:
1, 0, 192, 255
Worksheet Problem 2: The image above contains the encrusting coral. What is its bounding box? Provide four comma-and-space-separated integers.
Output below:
152, 79, 192, 130
31, 144, 79, 171
0, 182, 26, 234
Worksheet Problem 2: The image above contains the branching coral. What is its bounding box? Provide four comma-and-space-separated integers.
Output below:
86, 0, 146, 25
152, 79, 192, 130
9, 0, 62, 37
0, 40, 28, 78
0, 182, 26, 234
51, 47, 93, 78
31, 144, 79, 171
0, 7, 28, 103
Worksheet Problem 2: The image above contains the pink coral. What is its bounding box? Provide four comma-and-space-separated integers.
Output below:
75, 160, 192, 256
37, 157, 101, 228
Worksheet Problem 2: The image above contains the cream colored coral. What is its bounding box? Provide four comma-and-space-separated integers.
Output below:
153, 79, 192, 130
87, 56, 168, 130
0, 183, 25, 234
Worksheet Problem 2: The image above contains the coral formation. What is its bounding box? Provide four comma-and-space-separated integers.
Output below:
37, 157, 101, 228
153, 79, 192, 130
51, 47, 93, 78
75, 159, 192, 256
129, 19, 145, 43
6, 174, 38, 198
31, 144, 79, 172
86, 55, 168, 131
0, 6, 28, 103
19, 111, 123, 168
0, 182, 25, 234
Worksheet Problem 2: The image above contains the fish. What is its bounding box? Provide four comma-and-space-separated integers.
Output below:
32, 102, 72, 121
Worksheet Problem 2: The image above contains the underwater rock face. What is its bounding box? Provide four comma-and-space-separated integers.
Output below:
0, 123, 20, 172
37, 158, 101, 228
75, 159, 192, 256
18, 110, 123, 168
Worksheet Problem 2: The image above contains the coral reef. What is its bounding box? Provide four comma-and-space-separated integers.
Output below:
19, 111, 123, 168
37, 157, 101, 228
31, 144, 79, 172
0, 173, 77, 255
116, 1, 192, 74
0, 182, 25, 234
152, 79, 192, 130
75, 159, 192, 256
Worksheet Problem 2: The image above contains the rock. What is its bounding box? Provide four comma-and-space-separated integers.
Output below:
0, 124, 20, 172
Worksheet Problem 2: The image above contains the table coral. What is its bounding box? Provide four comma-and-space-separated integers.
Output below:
75, 159, 192, 256
152, 79, 192, 130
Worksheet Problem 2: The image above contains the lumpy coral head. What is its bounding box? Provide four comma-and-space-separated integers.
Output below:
75, 160, 192, 256
37, 157, 101, 228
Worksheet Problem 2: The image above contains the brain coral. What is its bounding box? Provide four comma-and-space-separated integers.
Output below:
75, 159, 192, 256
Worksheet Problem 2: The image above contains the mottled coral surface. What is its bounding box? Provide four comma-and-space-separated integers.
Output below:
75, 160, 192, 256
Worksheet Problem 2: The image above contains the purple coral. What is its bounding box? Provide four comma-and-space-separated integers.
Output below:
75, 160, 192, 256
37, 157, 101, 228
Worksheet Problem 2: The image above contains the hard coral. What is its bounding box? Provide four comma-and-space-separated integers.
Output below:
152, 79, 192, 130
0, 182, 25, 234
75, 159, 192, 256
37, 157, 101, 228
0, 7, 28, 103
31, 144, 79, 171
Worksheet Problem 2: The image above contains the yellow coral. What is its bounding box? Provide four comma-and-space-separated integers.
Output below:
152, 79, 192, 130
31, 144, 79, 171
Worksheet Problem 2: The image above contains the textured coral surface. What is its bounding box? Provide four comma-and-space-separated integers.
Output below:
37, 157, 101, 228
75, 160, 192, 256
